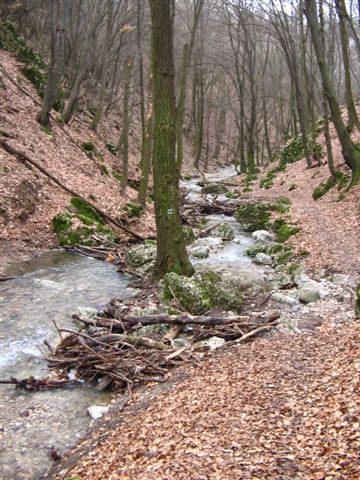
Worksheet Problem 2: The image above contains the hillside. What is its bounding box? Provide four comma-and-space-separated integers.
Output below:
0, 50, 156, 272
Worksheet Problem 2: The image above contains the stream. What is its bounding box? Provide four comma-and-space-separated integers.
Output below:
0, 252, 133, 480
0, 166, 270, 480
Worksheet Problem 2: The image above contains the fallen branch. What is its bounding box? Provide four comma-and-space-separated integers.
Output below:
0, 376, 82, 390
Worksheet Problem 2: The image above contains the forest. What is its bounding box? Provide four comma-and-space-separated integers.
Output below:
0, 1, 360, 479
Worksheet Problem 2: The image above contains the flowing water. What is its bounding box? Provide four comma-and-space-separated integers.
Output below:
0, 251, 133, 480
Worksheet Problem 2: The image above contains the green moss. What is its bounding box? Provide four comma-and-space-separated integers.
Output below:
113, 171, 123, 182
312, 176, 336, 200
334, 170, 349, 190
235, 203, 272, 231
202, 183, 228, 194
273, 197, 291, 214
356, 284, 360, 318
289, 184, 297, 191
246, 242, 294, 264
225, 191, 240, 199
81, 140, 95, 153
124, 202, 143, 218
21, 64, 46, 93
41, 125, 53, 137
161, 270, 243, 315
183, 226, 196, 245
272, 219, 301, 242
70, 197, 105, 224
183, 174, 192, 181
53, 213, 72, 233
100, 165, 109, 176
89, 194, 97, 202
105, 143, 117, 155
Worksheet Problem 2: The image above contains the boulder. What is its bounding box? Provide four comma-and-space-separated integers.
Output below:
298, 288, 321, 304
211, 223, 235, 241
252, 230, 275, 242
189, 245, 210, 259
160, 270, 243, 315
126, 242, 156, 268
271, 292, 297, 306
253, 252, 273, 265
87, 405, 108, 420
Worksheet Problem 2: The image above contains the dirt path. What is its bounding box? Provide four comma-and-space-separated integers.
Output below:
52, 319, 360, 480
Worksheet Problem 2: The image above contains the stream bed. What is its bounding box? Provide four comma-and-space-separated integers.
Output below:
0, 251, 133, 480
0, 166, 269, 479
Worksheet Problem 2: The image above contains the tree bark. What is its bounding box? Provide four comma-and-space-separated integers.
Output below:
149, 0, 194, 278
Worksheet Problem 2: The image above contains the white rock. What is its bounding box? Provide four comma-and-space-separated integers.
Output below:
87, 405, 109, 420
252, 230, 275, 242
253, 252, 273, 265
271, 292, 297, 305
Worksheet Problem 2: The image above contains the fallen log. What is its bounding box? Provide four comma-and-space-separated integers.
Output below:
0, 376, 82, 391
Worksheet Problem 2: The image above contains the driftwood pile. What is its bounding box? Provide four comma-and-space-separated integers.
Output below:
47, 303, 280, 392
182, 195, 242, 226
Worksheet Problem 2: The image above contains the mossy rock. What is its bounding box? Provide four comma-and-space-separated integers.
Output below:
124, 203, 143, 218
160, 270, 243, 315
246, 241, 294, 265
126, 242, 157, 268
183, 226, 196, 245
201, 183, 228, 195
211, 223, 235, 241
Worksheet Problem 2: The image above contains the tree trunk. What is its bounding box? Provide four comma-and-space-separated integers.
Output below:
305, 0, 360, 186
149, 0, 194, 278
91, 0, 113, 131
37, 0, 67, 127
117, 55, 133, 194
335, 0, 360, 131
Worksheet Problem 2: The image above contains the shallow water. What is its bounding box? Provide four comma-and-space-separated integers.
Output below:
0, 251, 133, 480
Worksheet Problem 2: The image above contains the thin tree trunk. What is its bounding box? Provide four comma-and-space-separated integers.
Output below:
91, 0, 113, 131
117, 55, 133, 194
37, 0, 67, 127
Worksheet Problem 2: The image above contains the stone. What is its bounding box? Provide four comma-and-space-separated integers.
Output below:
271, 292, 297, 306
298, 288, 321, 304
87, 405, 108, 420
197, 336, 226, 350
126, 242, 156, 268
189, 245, 210, 259
252, 230, 275, 242
253, 252, 273, 265
211, 223, 235, 241
160, 270, 243, 315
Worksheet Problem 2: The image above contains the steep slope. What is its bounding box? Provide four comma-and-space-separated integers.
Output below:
0, 50, 155, 271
